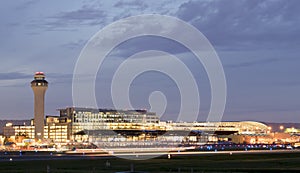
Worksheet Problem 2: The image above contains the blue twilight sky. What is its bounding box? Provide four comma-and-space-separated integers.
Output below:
0, 0, 299, 122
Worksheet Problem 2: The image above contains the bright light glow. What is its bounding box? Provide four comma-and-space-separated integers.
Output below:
267, 126, 272, 130
280, 125, 284, 130
35, 72, 44, 75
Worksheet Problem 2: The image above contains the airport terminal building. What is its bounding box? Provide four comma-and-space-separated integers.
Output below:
3, 106, 270, 145
4, 107, 161, 143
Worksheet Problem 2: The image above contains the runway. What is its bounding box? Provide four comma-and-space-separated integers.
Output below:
0, 149, 299, 162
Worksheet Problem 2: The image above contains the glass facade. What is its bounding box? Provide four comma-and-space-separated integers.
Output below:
58, 107, 160, 141
3, 107, 269, 146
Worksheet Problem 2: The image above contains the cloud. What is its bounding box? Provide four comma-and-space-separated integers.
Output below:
226, 58, 278, 68
0, 72, 32, 87
53, 6, 105, 21
114, 0, 148, 10
85, 0, 300, 63
33, 5, 107, 30
175, 0, 300, 50
103, 36, 193, 60
0, 72, 31, 80
112, 10, 133, 22
47, 73, 73, 85
15, 0, 38, 10
61, 39, 87, 50
0, 72, 73, 86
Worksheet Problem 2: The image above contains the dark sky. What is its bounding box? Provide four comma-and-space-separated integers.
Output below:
0, 0, 299, 123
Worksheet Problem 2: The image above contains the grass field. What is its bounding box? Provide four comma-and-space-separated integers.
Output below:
1, 152, 300, 172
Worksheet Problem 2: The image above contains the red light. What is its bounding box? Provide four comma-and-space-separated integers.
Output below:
35, 72, 44, 75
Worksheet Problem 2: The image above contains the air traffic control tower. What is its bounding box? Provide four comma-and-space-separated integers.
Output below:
31, 72, 48, 141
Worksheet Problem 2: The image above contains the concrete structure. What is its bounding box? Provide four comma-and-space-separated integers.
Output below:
31, 72, 48, 140
3, 108, 160, 144
3, 106, 272, 145
56, 108, 270, 145
3, 104, 273, 146
3, 116, 69, 143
